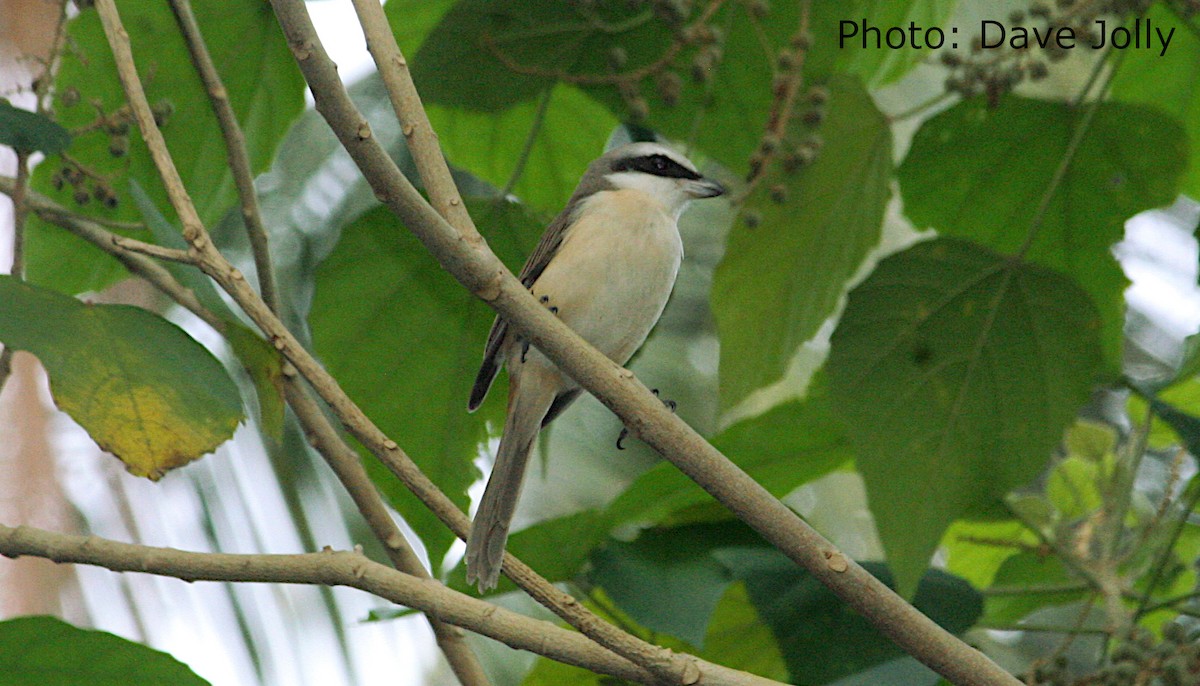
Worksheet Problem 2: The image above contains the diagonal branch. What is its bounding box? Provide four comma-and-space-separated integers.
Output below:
270, 3, 1021, 686
167, 0, 280, 314
0, 523, 651, 684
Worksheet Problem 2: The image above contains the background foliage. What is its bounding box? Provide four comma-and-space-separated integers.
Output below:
4, 0, 1200, 684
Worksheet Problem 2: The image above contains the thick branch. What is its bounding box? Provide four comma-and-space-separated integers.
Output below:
268, 4, 1020, 686
0, 523, 650, 684
166, 0, 279, 313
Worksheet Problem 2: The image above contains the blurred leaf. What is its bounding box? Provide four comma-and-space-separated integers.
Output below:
981, 553, 1084, 626
310, 200, 541, 568
715, 548, 981, 685
0, 276, 242, 479
899, 95, 1187, 365
712, 76, 890, 408
1148, 395, 1200, 458
522, 658, 604, 686
942, 519, 1033, 590
701, 583, 789, 683
828, 237, 1103, 596
27, 0, 304, 294
605, 374, 851, 527
1110, 3, 1200, 201
0, 102, 70, 154
0, 616, 209, 686
589, 522, 749, 647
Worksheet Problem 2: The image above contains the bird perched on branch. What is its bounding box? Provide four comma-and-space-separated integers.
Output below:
465, 141, 726, 591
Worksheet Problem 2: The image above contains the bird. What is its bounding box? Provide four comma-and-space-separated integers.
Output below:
464, 141, 726, 591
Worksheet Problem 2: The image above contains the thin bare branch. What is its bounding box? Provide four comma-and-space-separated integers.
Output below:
0, 523, 652, 684
283, 379, 492, 686
109, 234, 196, 264
166, 0, 280, 313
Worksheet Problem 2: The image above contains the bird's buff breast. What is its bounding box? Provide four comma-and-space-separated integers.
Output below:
527, 190, 683, 370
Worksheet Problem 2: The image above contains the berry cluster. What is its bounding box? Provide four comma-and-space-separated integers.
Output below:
52, 85, 175, 209
1029, 624, 1200, 686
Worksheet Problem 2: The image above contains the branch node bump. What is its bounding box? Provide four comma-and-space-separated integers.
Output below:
356, 121, 372, 140
383, 439, 398, 450
823, 550, 849, 573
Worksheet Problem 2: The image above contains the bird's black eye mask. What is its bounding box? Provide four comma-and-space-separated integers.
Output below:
611, 153, 702, 180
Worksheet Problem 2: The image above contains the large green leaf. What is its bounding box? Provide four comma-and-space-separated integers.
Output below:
719, 549, 981, 685
1110, 3, 1200, 202
827, 237, 1103, 596
27, 0, 304, 294
0, 277, 243, 479
711, 76, 890, 408
0, 616, 209, 686
898, 95, 1188, 365
309, 201, 541, 568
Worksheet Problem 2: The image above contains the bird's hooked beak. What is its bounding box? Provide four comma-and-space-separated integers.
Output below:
683, 177, 726, 199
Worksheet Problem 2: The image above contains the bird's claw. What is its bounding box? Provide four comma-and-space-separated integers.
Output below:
616, 389, 677, 450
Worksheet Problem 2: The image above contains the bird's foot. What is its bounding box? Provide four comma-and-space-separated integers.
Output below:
616, 388, 677, 450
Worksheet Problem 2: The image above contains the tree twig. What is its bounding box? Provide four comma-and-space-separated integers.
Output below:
109, 234, 196, 263
349, 0, 475, 234
0, 523, 653, 684
167, 0, 280, 314
0, 177, 219, 330
269, 2, 1021, 684
283, 378, 492, 686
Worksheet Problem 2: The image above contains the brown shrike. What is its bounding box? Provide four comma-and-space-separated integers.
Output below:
465, 141, 726, 590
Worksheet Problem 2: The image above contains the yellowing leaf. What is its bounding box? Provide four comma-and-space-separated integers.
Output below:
0, 276, 243, 479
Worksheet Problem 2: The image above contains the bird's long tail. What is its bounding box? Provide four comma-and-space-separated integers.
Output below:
465, 370, 555, 591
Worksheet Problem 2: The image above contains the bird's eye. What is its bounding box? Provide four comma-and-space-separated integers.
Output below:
653, 156, 667, 170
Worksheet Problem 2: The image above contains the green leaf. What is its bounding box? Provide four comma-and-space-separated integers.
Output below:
309, 200, 541, 568
0, 616, 209, 685
898, 95, 1187, 365
0, 276, 243, 479
0, 102, 71, 154
428, 84, 618, 213
701, 583, 789, 683
27, 0, 304, 294
589, 522, 747, 647
605, 374, 852, 527
982, 553, 1084, 626
716, 549, 981, 685
1110, 3, 1200, 201
827, 237, 1103, 596
712, 76, 890, 408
